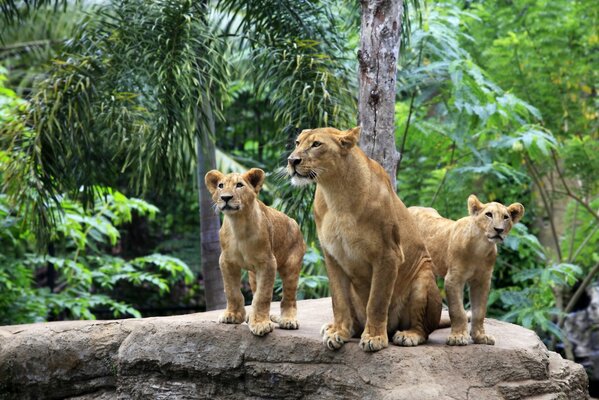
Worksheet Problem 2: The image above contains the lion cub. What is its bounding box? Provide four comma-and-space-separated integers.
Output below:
409, 195, 524, 346
205, 168, 306, 336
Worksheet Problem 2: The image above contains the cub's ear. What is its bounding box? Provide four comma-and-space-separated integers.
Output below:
508, 203, 525, 224
468, 194, 484, 216
339, 126, 361, 150
205, 170, 224, 194
243, 168, 265, 193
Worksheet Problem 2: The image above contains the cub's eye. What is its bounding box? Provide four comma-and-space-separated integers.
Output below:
312, 141, 322, 148
217, 183, 224, 189
503, 214, 510, 220
485, 212, 493, 218
295, 140, 300, 146
236, 182, 244, 188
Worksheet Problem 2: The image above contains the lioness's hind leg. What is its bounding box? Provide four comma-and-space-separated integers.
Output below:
393, 267, 440, 347
272, 254, 302, 330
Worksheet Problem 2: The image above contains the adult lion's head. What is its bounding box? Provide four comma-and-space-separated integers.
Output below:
205, 168, 265, 214
468, 195, 525, 243
287, 127, 361, 186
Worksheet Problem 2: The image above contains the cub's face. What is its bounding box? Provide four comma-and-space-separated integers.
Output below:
204, 168, 265, 215
468, 195, 525, 244
287, 127, 360, 186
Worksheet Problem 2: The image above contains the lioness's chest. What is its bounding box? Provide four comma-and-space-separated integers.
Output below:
318, 212, 374, 270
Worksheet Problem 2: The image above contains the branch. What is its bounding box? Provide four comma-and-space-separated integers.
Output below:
563, 262, 599, 317
430, 142, 455, 207
551, 149, 599, 224
570, 223, 599, 263
397, 37, 425, 174
524, 154, 562, 261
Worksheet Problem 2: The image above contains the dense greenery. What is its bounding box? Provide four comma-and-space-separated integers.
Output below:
0, 0, 596, 368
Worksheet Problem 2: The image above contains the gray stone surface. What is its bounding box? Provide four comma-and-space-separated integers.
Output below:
0, 298, 589, 399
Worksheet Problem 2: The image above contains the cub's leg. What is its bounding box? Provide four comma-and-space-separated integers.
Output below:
248, 271, 257, 294
271, 253, 302, 329
248, 259, 277, 336
393, 266, 441, 347
469, 271, 495, 345
321, 250, 355, 350
218, 260, 246, 324
445, 272, 470, 345
360, 254, 397, 352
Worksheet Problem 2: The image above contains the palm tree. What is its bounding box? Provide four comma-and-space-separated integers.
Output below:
1, 0, 356, 310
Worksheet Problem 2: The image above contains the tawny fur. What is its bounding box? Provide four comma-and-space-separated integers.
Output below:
409, 195, 524, 346
205, 168, 306, 336
288, 127, 442, 352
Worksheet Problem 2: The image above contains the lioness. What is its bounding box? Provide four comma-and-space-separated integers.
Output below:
288, 127, 442, 352
409, 195, 524, 345
205, 168, 306, 336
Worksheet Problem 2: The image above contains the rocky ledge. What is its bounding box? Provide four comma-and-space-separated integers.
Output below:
0, 298, 589, 399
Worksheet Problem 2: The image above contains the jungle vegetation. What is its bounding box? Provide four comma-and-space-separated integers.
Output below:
0, 0, 597, 365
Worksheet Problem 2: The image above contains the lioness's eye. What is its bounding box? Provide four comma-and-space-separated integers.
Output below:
312, 141, 322, 148
236, 182, 244, 188
218, 183, 224, 189
503, 214, 509, 220
485, 212, 492, 218
295, 140, 300, 146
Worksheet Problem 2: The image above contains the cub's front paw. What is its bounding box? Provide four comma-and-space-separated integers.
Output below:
218, 310, 246, 324
392, 330, 426, 347
446, 332, 471, 346
321, 323, 348, 351
270, 315, 299, 330
472, 333, 495, 345
249, 320, 275, 336
359, 333, 388, 352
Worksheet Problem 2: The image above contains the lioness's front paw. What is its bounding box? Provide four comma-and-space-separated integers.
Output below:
472, 333, 495, 345
270, 315, 299, 330
249, 320, 275, 336
218, 310, 246, 324
321, 323, 348, 351
359, 333, 388, 352
392, 330, 426, 347
446, 332, 470, 346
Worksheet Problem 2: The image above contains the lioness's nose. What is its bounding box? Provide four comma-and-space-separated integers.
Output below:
494, 227, 504, 234
288, 156, 302, 166
221, 195, 233, 202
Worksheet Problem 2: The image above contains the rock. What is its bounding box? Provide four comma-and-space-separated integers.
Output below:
564, 285, 599, 383
0, 298, 589, 399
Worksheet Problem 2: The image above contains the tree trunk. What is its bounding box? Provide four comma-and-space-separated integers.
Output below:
357, 0, 403, 190
197, 103, 226, 311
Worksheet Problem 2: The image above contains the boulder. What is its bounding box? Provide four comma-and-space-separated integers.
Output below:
0, 298, 589, 399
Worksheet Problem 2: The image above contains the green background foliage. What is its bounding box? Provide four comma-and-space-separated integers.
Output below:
0, 0, 597, 373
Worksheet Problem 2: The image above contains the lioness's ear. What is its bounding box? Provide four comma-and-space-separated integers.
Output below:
339, 126, 361, 149
508, 203, 525, 224
243, 168, 265, 193
468, 194, 484, 216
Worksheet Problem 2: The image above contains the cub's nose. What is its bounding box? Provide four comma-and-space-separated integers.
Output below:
494, 227, 504, 234
221, 195, 233, 203
288, 156, 302, 167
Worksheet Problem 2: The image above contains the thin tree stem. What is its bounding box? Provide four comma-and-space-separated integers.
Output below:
563, 262, 599, 317
570, 224, 599, 263
430, 142, 455, 207
551, 149, 599, 224
397, 37, 425, 174
524, 154, 562, 261
567, 202, 578, 263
